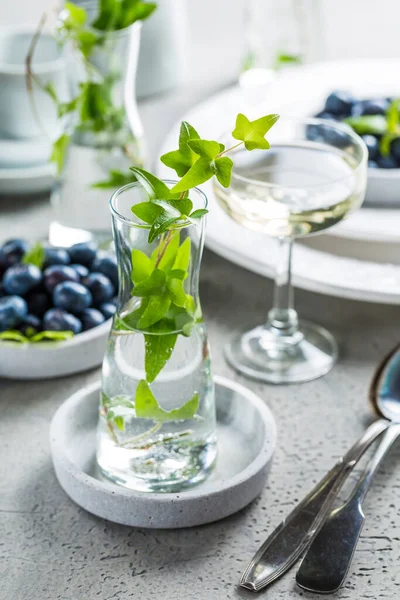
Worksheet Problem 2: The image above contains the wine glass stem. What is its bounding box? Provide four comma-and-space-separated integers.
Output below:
266, 237, 299, 336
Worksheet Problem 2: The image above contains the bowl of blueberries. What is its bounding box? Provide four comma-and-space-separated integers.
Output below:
315, 90, 400, 206
0, 238, 117, 379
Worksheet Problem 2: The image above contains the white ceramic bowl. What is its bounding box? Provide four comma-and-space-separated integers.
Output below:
0, 319, 111, 379
252, 59, 400, 207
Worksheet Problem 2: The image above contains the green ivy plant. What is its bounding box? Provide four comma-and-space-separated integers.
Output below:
344, 98, 400, 156
103, 112, 279, 441
26, 0, 156, 183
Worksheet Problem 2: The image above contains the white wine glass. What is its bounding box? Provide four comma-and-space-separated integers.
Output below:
213, 117, 368, 384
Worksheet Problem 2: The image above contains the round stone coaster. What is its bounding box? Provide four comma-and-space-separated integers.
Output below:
50, 376, 276, 529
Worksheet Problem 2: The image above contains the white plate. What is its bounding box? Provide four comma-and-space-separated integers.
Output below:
50, 377, 276, 529
0, 161, 55, 195
158, 84, 400, 304
0, 319, 111, 379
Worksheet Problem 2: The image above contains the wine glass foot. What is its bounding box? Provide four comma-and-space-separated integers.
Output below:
224, 320, 338, 384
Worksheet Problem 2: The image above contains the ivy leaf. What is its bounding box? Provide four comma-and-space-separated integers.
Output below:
115, 300, 149, 331
151, 200, 181, 220
131, 201, 162, 224
344, 115, 387, 136
187, 139, 222, 160
58, 96, 79, 118
129, 167, 171, 199
76, 30, 99, 58
173, 237, 191, 271
189, 209, 208, 221
44, 82, 58, 103
144, 333, 178, 383
152, 198, 193, 218
92, 169, 138, 189
135, 379, 199, 421
212, 156, 233, 187
131, 249, 153, 284
170, 158, 214, 193
138, 291, 171, 328
114, 415, 124, 431
160, 121, 201, 177
232, 113, 280, 150
131, 269, 166, 297
167, 277, 187, 307
91, 0, 120, 30
50, 133, 70, 175
21, 242, 45, 269
63, 1, 87, 29
148, 215, 180, 243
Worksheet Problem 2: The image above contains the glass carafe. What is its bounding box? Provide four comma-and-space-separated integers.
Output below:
50, 2, 147, 248
96, 182, 217, 492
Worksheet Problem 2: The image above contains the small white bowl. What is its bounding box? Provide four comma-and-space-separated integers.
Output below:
0, 319, 111, 379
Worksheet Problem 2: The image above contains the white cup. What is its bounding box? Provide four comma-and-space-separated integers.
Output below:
0, 26, 68, 139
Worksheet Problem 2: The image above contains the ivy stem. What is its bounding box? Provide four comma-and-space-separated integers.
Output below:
119, 422, 162, 448
154, 230, 176, 269
25, 11, 52, 140
217, 141, 243, 157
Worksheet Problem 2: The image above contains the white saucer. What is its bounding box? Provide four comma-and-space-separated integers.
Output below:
0, 162, 55, 195
158, 83, 400, 305
50, 377, 276, 529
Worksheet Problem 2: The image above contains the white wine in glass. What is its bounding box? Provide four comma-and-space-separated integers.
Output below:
213, 118, 367, 384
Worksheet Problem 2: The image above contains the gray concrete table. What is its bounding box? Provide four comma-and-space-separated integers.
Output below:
1, 88, 400, 600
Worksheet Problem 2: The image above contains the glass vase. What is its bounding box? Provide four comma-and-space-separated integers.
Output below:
96, 182, 217, 492
49, 2, 147, 248
240, 0, 323, 89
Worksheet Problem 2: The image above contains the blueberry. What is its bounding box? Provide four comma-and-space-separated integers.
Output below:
69, 264, 89, 281
19, 314, 41, 336
390, 137, 400, 162
44, 247, 71, 267
53, 281, 92, 314
323, 125, 350, 149
91, 255, 118, 288
43, 308, 82, 334
43, 265, 79, 293
68, 242, 97, 268
99, 302, 116, 320
85, 273, 114, 305
80, 308, 105, 331
315, 111, 338, 121
377, 155, 398, 169
368, 160, 378, 168
0, 238, 29, 270
0, 296, 28, 331
324, 91, 354, 117
352, 98, 389, 117
27, 291, 50, 317
3, 264, 42, 296
361, 135, 380, 161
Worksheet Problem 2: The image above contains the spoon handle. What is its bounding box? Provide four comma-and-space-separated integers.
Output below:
240, 419, 389, 592
296, 423, 400, 594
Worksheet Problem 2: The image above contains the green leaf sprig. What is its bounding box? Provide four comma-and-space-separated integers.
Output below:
104, 111, 279, 436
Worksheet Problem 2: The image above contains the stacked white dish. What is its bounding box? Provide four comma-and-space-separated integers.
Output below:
158, 60, 400, 304
0, 27, 63, 194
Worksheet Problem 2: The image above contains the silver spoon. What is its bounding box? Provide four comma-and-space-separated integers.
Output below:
296, 345, 400, 594
240, 346, 398, 592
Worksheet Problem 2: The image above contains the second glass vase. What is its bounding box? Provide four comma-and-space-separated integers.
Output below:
50, 2, 147, 248
97, 182, 217, 492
